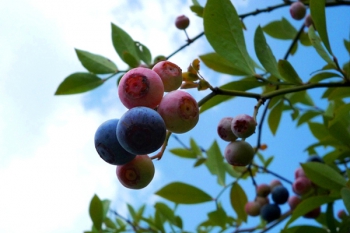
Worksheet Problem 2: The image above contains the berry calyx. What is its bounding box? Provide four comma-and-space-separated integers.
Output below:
231, 114, 257, 139
175, 15, 190, 30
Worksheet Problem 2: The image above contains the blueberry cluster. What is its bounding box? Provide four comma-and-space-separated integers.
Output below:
94, 62, 199, 189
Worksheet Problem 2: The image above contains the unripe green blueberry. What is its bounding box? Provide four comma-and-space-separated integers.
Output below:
290, 2, 307, 20
224, 140, 255, 166
256, 184, 271, 197
271, 185, 289, 204
260, 204, 281, 223
288, 195, 302, 210
270, 179, 282, 190
175, 15, 190, 30
217, 117, 238, 142
157, 90, 199, 133
303, 206, 321, 219
244, 201, 261, 217
153, 55, 166, 65
152, 61, 182, 92
292, 176, 312, 195
231, 114, 257, 139
116, 155, 155, 189
118, 67, 164, 109
255, 196, 270, 207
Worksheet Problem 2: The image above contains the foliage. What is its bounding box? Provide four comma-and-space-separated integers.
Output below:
56, 0, 350, 232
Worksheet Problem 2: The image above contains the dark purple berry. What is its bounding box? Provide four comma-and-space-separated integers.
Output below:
116, 107, 166, 155
94, 119, 136, 165
175, 15, 190, 30
271, 185, 289, 204
260, 204, 281, 222
306, 155, 324, 163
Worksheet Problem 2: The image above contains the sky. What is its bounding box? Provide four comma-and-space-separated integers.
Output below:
0, 0, 349, 232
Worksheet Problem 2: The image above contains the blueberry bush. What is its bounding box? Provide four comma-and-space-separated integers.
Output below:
56, 0, 350, 232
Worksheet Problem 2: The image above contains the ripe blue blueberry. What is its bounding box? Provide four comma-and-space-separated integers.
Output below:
260, 204, 281, 222
306, 155, 324, 163
94, 119, 136, 165
271, 185, 289, 204
117, 107, 166, 155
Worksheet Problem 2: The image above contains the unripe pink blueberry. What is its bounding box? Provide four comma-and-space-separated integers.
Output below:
175, 15, 190, 30
256, 184, 271, 197
337, 209, 347, 219
231, 114, 257, 139
118, 67, 164, 109
152, 61, 182, 92
292, 176, 312, 195
294, 167, 306, 179
116, 155, 155, 189
245, 201, 261, 217
270, 179, 282, 190
303, 206, 321, 219
290, 2, 307, 20
224, 140, 255, 166
304, 14, 314, 28
157, 90, 199, 133
255, 196, 270, 207
288, 195, 302, 210
217, 117, 238, 142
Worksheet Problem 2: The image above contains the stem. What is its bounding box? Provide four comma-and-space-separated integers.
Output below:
253, 164, 293, 185
166, 32, 204, 60
151, 131, 172, 160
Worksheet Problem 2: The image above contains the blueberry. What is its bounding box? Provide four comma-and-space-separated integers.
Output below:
271, 186, 289, 205
117, 107, 166, 155
306, 155, 324, 163
260, 204, 281, 222
94, 119, 136, 165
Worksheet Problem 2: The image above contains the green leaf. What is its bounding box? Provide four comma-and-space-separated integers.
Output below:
111, 23, 140, 65
193, 157, 207, 167
203, 0, 255, 75
341, 188, 350, 214
169, 148, 196, 159
55, 72, 103, 95
299, 31, 312, 46
190, 138, 203, 157
309, 71, 342, 83
102, 199, 111, 219
326, 203, 337, 233
254, 26, 281, 79
285, 196, 338, 227
277, 60, 303, 84
200, 77, 264, 113
199, 53, 247, 76
75, 49, 117, 74
135, 42, 152, 65
308, 122, 329, 141
225, 163, 241, 178
230, 183, 248, 222
154, 202, 176, 225
286, 90, 314, 106
262, 18, 297, 40
328, 120, 350, 146
327, 87, 350, 100
268, 98, 284, 135
89, 194, 104, 230
155, 182, 213, 204
205, 141, 226, 186
283, 225, 329, 233
344, 39, 350, 54
297, 111, 322, 126
329, 103, 350, 127
310, 0, 332, 54
122, 51, 139, 68
104, 217, 117, 229
208, 207, 227, 228
308, 26, 335, 67
302, 162, 346, 191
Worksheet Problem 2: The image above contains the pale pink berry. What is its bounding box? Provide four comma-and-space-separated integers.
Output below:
231, 114, 257, 138
292, 176, 312, 195
294, 167, 306, 179
224, 140, 255, 166
217, 117, 238, 142
288, 195, 302, 210
152, 61, 182, 92
244, 201, 261, 216
304, 14, 314, 27
290, 2, 306, 20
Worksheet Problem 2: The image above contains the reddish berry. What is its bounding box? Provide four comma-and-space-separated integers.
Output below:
175, 15, 190, 30
294, 167, 306, 179
217, 117, 238, 142
224, 140, 255, 166
270, 179, 282, 190
256, 184, 271, 197
118, 67, 164, 109
245, 201, 261, 217
231, 114, 257, 138
304, 14, 314, 28
152, 61, 182, 92
292, 176, 312, 195
304, 206, 321, 219
157, 90, 199, 133
290, 2, 306, 20
116, 155, 155, 189
255, 196, 270, 207
288, 195, 302, 210
337, 209, 348, 219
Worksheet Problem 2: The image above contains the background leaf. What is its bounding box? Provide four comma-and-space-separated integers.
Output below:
75, 49, 117, 74
55, 72, 103, 95
199, 53, 247, 75
308, 26, 335, 67
230, 182, 248, 222
205, 140, 226, 186
262, 18, 297, 40
89, 194, 104, 230
278, 60, 303, 84
268, 98, 284, 135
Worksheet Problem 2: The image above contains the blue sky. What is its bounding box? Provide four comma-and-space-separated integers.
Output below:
0, 0, 349, 232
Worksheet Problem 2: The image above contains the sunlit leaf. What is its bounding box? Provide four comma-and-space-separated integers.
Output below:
297, 111, 322, 126
299, 31, 312, 46
262, 18, 297, 40
308, 26, 335, 67
123, 51, 139, 68
135, 42, 152, 65
310, 0, 332, 54
190, 138, 203, 157
230, 183, 248, 222
75, 49, 118, 74
254, 26, 281, 79
169, 148, 196, 159
203, 0, 255, 75
199, 53, 247, 75
155, 182, 213, 204
208, 206, 227, 228
278, 60, 303, 84
302, 162, 346, 191
286, 90, 314, 106
309, 71, 342, 83
55, 72, 103, 95
154, 202, 176, 224
111, 23, 140, 65
205, 140, 226, 186
268, 98, 284, 135
89, 194, 104, 230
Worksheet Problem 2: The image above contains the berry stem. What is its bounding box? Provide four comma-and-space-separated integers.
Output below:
151, 130, 172, 160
